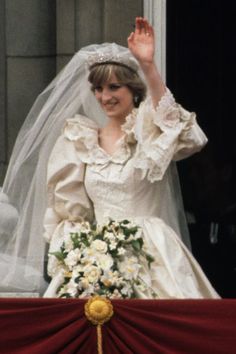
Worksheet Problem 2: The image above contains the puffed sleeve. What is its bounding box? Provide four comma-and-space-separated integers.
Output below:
43, 122, 94, 244
132, 89, 208, 182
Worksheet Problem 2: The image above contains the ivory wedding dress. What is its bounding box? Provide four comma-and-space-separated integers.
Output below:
43, 90, 219, 299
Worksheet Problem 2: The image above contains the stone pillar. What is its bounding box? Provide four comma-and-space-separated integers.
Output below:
0, 1, 7, 183
56, 0, 76, 71
0, 0, 57, 185
144, 0, 166, 82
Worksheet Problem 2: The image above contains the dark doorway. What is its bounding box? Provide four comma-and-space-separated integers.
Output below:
167, 0, 236, 297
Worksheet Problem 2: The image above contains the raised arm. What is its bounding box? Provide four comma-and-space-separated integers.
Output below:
127, 17, 166, 107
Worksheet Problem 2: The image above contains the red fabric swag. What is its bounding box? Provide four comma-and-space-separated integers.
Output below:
0, 299, 235, 354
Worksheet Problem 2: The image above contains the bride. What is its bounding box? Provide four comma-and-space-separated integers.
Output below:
0, 17, 219, 298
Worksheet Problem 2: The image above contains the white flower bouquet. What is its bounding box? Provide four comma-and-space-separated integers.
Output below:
50, 219, 154, 299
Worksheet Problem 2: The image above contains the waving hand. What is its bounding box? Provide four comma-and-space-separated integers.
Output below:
127, 17, 166, 107
127, 17, 155, 66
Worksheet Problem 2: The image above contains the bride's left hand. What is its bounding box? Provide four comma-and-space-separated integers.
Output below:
127, 17, 155, 66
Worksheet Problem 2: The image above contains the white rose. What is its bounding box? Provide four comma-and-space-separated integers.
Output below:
91, 239, 108, 253
84, 265, 101, 283
82, 247, 97, 263
118, 256, 141, 280
97, 254, 113, 271
64, 249, 81, 270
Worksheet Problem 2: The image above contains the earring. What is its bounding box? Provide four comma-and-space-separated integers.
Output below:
134, 96, 139, 104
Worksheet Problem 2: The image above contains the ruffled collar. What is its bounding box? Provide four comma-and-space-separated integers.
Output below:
63, 110, 137, 165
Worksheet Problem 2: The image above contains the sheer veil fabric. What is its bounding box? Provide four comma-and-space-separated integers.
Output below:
0, 43, 190, 295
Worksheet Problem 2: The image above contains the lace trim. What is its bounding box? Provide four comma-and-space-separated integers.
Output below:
132, 90, 196, 182
133, 135, 179, 182
121, 109, 137, 143
62, 90, 196, 181
63, 114, 135, 165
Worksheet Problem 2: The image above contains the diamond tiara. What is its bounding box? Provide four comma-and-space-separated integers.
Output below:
87, 51, 139, 73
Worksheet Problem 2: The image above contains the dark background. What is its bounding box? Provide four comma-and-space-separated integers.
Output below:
167, 0, 236, 298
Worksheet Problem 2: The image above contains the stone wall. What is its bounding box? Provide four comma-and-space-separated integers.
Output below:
56, 0, 143, 69
0, 0, 143, 185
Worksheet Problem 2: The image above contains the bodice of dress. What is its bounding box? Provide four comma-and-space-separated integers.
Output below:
84, 142, 170, 224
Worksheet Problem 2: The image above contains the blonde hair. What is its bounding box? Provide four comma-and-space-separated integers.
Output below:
88, 63, 146, 107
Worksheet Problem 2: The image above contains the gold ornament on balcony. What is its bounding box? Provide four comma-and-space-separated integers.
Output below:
85, 296, 114, 354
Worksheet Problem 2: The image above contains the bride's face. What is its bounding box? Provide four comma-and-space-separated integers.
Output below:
94, 72, 134, 120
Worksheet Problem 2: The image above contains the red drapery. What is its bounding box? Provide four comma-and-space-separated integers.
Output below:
0, 299, 235, 354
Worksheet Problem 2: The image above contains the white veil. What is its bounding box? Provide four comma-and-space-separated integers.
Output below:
0, 43, 190, 295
